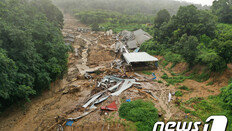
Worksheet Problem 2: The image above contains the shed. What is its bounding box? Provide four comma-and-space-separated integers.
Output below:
123, 52, 158, 64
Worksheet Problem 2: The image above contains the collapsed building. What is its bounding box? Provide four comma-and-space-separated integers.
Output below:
114, 29, 158, 71
118, 29, 153, 50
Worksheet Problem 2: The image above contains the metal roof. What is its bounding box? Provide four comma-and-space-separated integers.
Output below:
127, 40, 138, 49
123, 52, 158, 64
133, 29, 153, 39
135, 34, 151, 45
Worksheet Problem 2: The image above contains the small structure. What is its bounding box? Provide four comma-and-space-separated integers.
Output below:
123, 52, 158, 70
123, 52, 158, 64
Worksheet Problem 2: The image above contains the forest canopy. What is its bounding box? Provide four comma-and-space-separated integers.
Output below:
0, 0, 68, 110
53, 0, 209, 15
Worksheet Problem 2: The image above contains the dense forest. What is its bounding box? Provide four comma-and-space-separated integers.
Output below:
53, 0, 210, 33
0, 0, 69, 111
54, 0, 209, 15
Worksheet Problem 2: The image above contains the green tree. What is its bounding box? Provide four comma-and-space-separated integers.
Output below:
154, 9, 170, 27
212, 0, 232, 24
174, 34, 199, 65
196, 45, 227, 71
216, 40, 232, 63
0, 0, 68, 110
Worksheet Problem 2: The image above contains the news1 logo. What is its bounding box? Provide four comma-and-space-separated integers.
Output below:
153, 116, 228, 131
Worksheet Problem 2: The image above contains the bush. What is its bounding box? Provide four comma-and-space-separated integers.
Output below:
179, 85, 190, 91
175, 91, 183, 97
206, 81, 214, 86
161, 73, 169, 79
164, 52, 184, 66
191, 71, 210, 82
197, 48, 227, 71
119, 100, 158, 131
163, 75, 190, 85
220, 83, 232, 110
229, 78, 232, 84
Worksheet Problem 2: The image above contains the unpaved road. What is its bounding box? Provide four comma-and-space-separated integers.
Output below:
0, 14, 183, 131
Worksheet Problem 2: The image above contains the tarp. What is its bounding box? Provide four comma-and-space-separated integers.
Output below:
66, 121, 74, 126
101, 101, 117, 111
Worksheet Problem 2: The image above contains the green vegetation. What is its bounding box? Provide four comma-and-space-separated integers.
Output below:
180, 83, 232, 130
119, 100, 158, 131
178, 85, 190, 91
0, 0, 68, 110
191, 71, 211, 82
142, 71, 152, 75
161, 73, 190, 85
164, 52, 184, 67
54, 0, 209, 34
73, 10, 153, 33
175, 91, 183, 97
229, 78, 232, 84
140, 2, 232, 72
54, 0, 209, 16
182, 95, 232, 130
212, 0, 232, 24
206, 81, 214, 86
220, 83, 232, 109
157, 80, 163, 83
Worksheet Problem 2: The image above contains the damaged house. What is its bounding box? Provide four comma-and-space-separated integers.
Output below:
115, 29, 158, 70
119, 29, 153, 50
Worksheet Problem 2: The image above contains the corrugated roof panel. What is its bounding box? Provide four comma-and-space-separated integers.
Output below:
123, 52, 158, 64
127, 40, 138, 49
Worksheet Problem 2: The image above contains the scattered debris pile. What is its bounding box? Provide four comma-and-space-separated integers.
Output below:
64, 33, 75, 45
51, 71, 163, 130
77, 27, 91, 33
